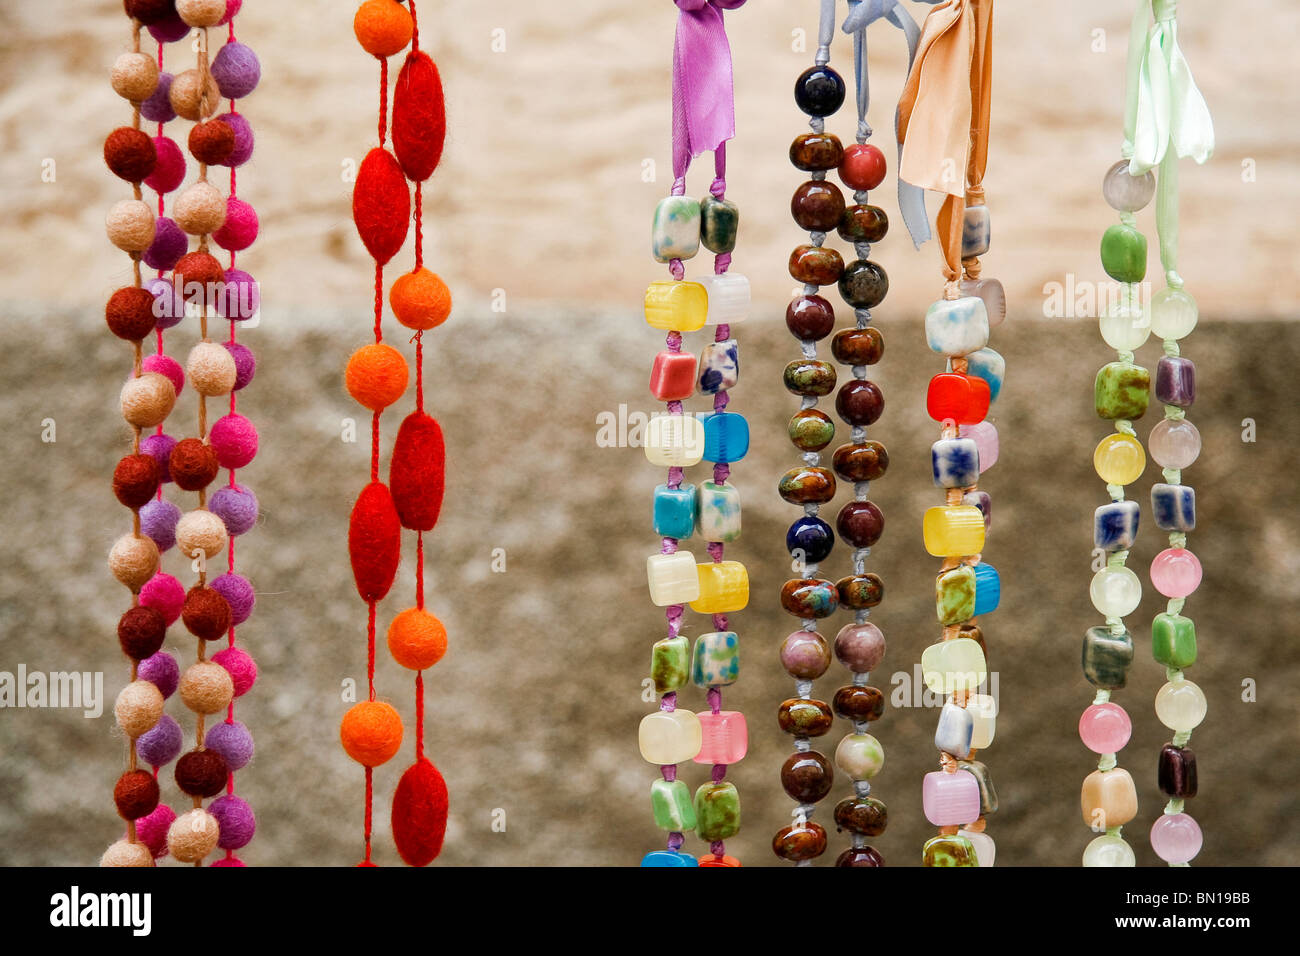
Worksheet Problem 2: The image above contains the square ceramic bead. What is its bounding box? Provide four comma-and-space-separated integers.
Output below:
696, 480, 741, 543
1152, 612, 1197, 668
932, 438, 980, 488
972, 562, 1000, 616
922, 770, 981, 826
1151, 482, 1195, 532
700, 195, 738, 254
697, 339, 738, 395
958, 759, 998, 814
1094, 500, 1140, 552
961, 204, 991, 258
936, 565, 976, 626
923, 505, 986, 557
694, 711, 747, 765
653, 483, 696, 540
641, 850, 698, 867
967, 694, 997, 749
920, 637, 986, 695
646, 551, 701, 606
922, 834, 978, 867
1094, 361, 1150, 420
649, 349, 698, 401
644, 413, 705, 467
934, 701, 974, 759
1082, 625, 1133, 690
650, 778, 696, 831
702, 411, 749, 464
925, 296, 989, 357
963, 347, 1005, 403
690, 560, 749, 614
651, 634, 690, 693
652, 196, 701, 262
699, 272, 750, 325
958, 828, 995, 867
693, 781, 741, 840
1080, 767, 1138, 829
1155, 355, 1195, 407
692, 631, 739, 687
644, 279, 708, 331
638, 708, 702, 764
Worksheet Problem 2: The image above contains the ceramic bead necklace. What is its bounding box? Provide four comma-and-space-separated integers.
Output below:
639, 0, 748, 869
1082, 0, 1214, 868
898, 0, 1001, 868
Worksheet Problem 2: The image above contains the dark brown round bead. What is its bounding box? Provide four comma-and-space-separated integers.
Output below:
106, 286, 159, 341
774, 822, 828, 862
835, 846, 885, 867
789, 132, 844, 171
118, 605, 167, 661
169, 438, 219, 492
188, 119, 235, 165
781, 750, 834, 803
837, 500, 885, 548
837, 572, 884, 609
831, 327, 884, 366
835, 379, 884, 426
789, 244, 844, 285
182, 585, 231, 641
783, 359, 837, 397
834, 685, 885, 722
112, 453, 161, 509
778, 466, 836, 505
780, 578, 840, 619
839, 204, 889, 243
175, 749, 229, 798
104, 126, 157, 183
114, 769, 160, 820
786, 294, 836, 341
834, 796, 889, 836
778, 698, 833, 737
833, 440, 889, 482
839, 259, 889, 309
791, 180, 846, 232
788, 408, 836, 452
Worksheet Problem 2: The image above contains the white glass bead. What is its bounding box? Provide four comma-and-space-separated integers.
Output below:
968, 692, 997, 749
925, 296, 989, 357
644, 413, 705, 467
1082, 832, 1136, 867
1155, 679, 1207, 733
638, 708, 702, 764
1102, 159, 1156, 212
699, 272, 751, 326
1090, 566, 1142, 618
1149, 287, 1198, 340
958, 828, 996, 867
1099, 300, 1151, 351
1149, 418, 1201, 470
646, 551, 700, 606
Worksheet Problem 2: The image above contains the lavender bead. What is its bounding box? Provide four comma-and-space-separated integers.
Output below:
139, 498, 181, 552
210, 42, 261, 100
225, 341, 256, 390
963, 490, 991, 530
136, 713, 182, 767
216, 112, 254, 167
143, 216, 188, 272
139, 72, 176, 123
205, 719, 254, 771
140, 433, 177, 483
209, 794, 256, 850
217, 267, 259, 321
210, 572, 255, 626
1150, 812, 1202, 864
147, 276, 186, 331
209, 483, 259, 536
137, 651, 179, 698
1155, 355, 1195, 408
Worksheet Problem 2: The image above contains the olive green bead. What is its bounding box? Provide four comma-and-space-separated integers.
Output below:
1094, 361, 1150, 420
651, 635, 689, 694
923, 834, 979, 867
783, 359, 837, 397
694, 781, 740, 841
1100, 223, 1147, 283
1152, 612, 1197, 668
936, 565, 976, 626
1082, 625, 1134, 690
788, 408, 836, 452
700, 195, 739, 254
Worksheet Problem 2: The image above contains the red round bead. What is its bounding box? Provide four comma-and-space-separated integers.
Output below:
926, 373, 991, 425
839, 143, 887, 191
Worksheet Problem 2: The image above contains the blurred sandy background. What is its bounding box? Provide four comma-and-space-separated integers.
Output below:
0, 1, 1297, 866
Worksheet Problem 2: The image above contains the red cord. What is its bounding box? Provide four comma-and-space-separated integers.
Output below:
415, 672, 425, 759
364, 766, 374, 862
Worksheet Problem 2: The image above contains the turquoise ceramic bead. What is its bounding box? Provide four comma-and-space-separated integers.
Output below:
653, 482, 697, 540
641, 850, 698, 867
964, 347, 1005, 403
934, 701, 974, 759
932, 438, 980, 488
1151, 483, 1195, 532
962, 205, 991, 258
972, 562, 1000, 616
925, 296, 989, 357
1094, 500, 1140, 552
702, 411, 749, 464
692, 630, 740, 688
652, 196, 701, 263
696, 480, 741, 543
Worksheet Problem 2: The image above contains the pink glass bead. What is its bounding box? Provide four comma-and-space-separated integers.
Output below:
1148, 418, 1201, 471
922, 770, 980, 826
958, 421, 999, 472
1150, 812, 1202, 864
1150, 548, 1202, 598
1078, 702, 1132, 754
694, 710, 748, 765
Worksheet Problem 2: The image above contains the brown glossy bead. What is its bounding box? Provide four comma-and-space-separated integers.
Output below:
773, 821, 828, 862
778, 698, 833, 737
789, 244, 844, 285
837, 500, 884, 548
788, 408, 836, 452
834, 685, 885, 722
1158, 744, 1198, 798
833, 440, 889, 482
835, 846, 885, 867
835, 379, 884, 426
958, 623, 987, 659
778, 466, 836, 505
781, 750, 834, 804
786, 294, 836, 341
780, 578, 839, 619
837, 572, 884, 609
834, 795, 888, 836
838, 259, 889, 309
831, 327, 884, 366
791, 180, 846, 232
839, 204, 889, 243
789, 132, 843, 171
783, 359, 837, 397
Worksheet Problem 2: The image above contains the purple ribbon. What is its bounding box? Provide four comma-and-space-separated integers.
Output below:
672, 0, 744, 187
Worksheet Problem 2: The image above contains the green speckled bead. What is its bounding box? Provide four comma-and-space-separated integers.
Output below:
651, 778, 696, 832
1095, 361, 1150, 420
936, 565, 977, 626
783, 359, 837, 397
837, 573, 884, 609
834, 795, 887, 835
651, 635, 689, 694
838, 204, 888, 244
781, 578, 840, 618
789, 244, 844, 285
1152, 612, 1197, 668
778, 697, 834, 737
958, 759, 999, 815
788, 408, 836, 452
700, 195, 739, 254
1082, 625, 1134, 690
778, 466, 836, 505
694, 781, 740, 841
923, 833, 979, 867
1100, 223, 1147, 282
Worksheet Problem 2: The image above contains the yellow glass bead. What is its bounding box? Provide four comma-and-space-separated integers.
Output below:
638, 708, 703, 765
920, 638, 986, 695
690, 560, 749, 614
644, 414, 705, 468
1093, 433, 1145, 486
1080, 767, 1138, 830
922, 506, 986, 557
645, 280, 708, 332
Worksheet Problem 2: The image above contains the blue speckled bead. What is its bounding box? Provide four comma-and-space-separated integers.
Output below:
932, 438, 980, 488
698, 338, 739, 395
925, 296, 989, 357
641, 850, 699, 867
935, 700, 974, 759
652, 196, 701, 263
964, 347, 1005, 403
787, 515, 834, 564
964, 490, 991, 530
1151, 483, 1195, 532
1094, 500, 1140, 552
962, 205, 991, 258
972, 562, 1000, 616
696, 480, 741, 543
653, 483, 697, 540
702, 411, 749, 464
692, 631, 740, 688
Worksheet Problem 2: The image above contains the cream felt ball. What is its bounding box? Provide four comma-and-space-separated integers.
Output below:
106, 198, 156, 253
169, 68, 220, 121
179, 660, 234, 715
111, 51, 159, 102
119, 371, 176, 428
108, 533, 160, 591
177, 0, 227, 29
187, 341, 238, 396
175, 508, 228, 560
100, 840, 154, 868
167, 808, 220, 863
174, 180, 227, 235
114, 679, 164, 737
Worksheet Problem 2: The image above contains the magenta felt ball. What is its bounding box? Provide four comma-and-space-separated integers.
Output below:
212, 197, 258, 251
220, 0, 243, 24
136, 712, 183, 766
148, 13, 191, 44
209, 413, 258, 468
143, 216, 187, 271
211, 42, 260, 99
137, 651, 180, 699
209, 794, 256, 850
225, 341, 255, 390
216, 112, 253, 167
140, 73, 176, 123
144, 135, 186, 194
209, 482, 258, 536
139, 497, 182, 551
205, 719, 254, 770
210, 572, 255, 625
140, 572, 185, 625
146, 276, 185, 331
212, 646, 257, 697
215, 267, 258, 320
140, 433, 177, 482
141, 352, 185, 395
135, 804, 177, 859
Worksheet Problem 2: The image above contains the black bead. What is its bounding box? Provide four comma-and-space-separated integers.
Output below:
794, 65, 846, 117
839, 259, 889, 309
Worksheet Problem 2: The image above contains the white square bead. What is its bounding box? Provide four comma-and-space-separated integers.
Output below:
638, 709, 702, 764
644, 413, 705, 467
968, 692, 997, 749
925, 296, 989, 357
647, 551, 701, 606
652, 196, 701, 263
699, 273, 750, 325
696, 481, 741, 543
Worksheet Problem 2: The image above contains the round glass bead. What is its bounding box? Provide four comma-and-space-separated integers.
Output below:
786, 294, 836, 340
791, 180, 845, 232
1154, 679, 1207, 732
838, 259, 888, 309
789, 244, 844, 285
833, 685, 884, 722
834, 733, 884, 781
1099, 300, 1151, 351
1150, 547, 1202, 598
1102, 159, 1156, 212
1149, 418, 1201, 470
832, 441, 888, 482
779, 630, 831, 680
838, 204, 888, 244
773, 821, 827, 862
1093, 433, 1145, 485
1150, 812, 1202, 864
1078, 702, 1132, 754
836, 500, 884, 548
794, 65, 845, 116
836, 846, 884, 867
835, 379, 883, 426
787, 408, 835, 451
1082, 832, 1136, 867
836, 572, 884, 609
833, 622, 885, 673
839, 143, 886, 190
780, 578, 839, 618
780, 750, 834, 803
783, 358, 837, 396
777, 697, 833, 737
1090, 565, 1142, 617
831, 327, 884, 366
1149, 287, 1198, 340
834, 795, 887, 835
778, 466, 836, 504
789, 131, 843, 171
787, 515, 834, 563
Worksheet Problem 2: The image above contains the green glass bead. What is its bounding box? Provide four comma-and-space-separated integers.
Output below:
694, 781, 740, 841
922, 834, 979, 867
1082, 625, 1134, 691
700, 195, 739, 254
1100, 223, 1147, 283
783, 359, 837, 397
1152, 612, 1197, 669
936, 565, 976, 626
957, 759, 999, 815
650, 778, 696, 832
651, 635, 689, 694
1094, 361, 1150, 421
788, 408, 836, 452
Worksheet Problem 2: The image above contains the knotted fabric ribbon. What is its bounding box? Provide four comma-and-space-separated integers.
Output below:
672, 0, 743, 190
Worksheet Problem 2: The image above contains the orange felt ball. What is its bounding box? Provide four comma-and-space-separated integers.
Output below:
389, 268, 452, 331
340, 700, 403, 767
345, 343, 408, 411
386, 608, 448, 671
353, 0, 413, 58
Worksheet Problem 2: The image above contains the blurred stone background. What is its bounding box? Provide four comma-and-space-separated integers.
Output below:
0, 1, 1296, 866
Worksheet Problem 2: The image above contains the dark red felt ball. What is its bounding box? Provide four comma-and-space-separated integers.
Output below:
352, 147, 409, 265
104, 126, 158, 183
348, 481, 401, 602
114, 769, 161, 820
112, 453, 161, 509
389, 411, 445, 532
181, 585, 231, 641
175, 748, 229, 798
391, 757, 449, 867
124, 0, 176, 25
188, 119, 235, 165
173, 251, 226, 307
118, 605, 167, 660
392, 51, 446, 183
106, 286, 159, 341
168, 438, 219, 491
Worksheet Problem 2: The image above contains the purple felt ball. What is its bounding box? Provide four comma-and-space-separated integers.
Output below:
215, 111, 253, 167
139, 433, 177, 482
143, 216, 188, 271
205, 719, 254, 771
209, 482, 258, 536
209, 794, 256, 850
225, 341, 255, 391
210, 572, 255, 625
210, 41, 260, 100
139, 72, 176, 123
136, 712, 183, 766
137, 651, 180, 699
147, 14, 191, 44
146, 276, 186, 331
216, 267, 259, 321
139, 497, 182, 551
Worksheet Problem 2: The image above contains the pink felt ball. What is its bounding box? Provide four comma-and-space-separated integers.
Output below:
140, 432, 177, 482
146, 276, 186, 331
220, 0, 243, 25
142, 216, 188, 271
134, 804, 178, 859
140, 73, 176, 123
216, 267, 259, 320
141, 352, 185, 396
140, 571, 186, 626
225, 341, 255, 390
208, 413, 258, 468
216, 112, 253, 167
210, 41, 260, 99
137, 651, 180, 699
210, 856, 245, 866
212, 197, 258, 251
211, 646, 257, 697
1078, 702, 1132, 754
144, 135, 186, 194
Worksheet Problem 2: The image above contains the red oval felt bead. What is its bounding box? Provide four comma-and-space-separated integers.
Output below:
389, 411, 446, 532
348, 481, 402, 602
391, 51, 446, 183
352, 147, 410, 265
391, 757, 449, 867
926, 372, 991, 425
